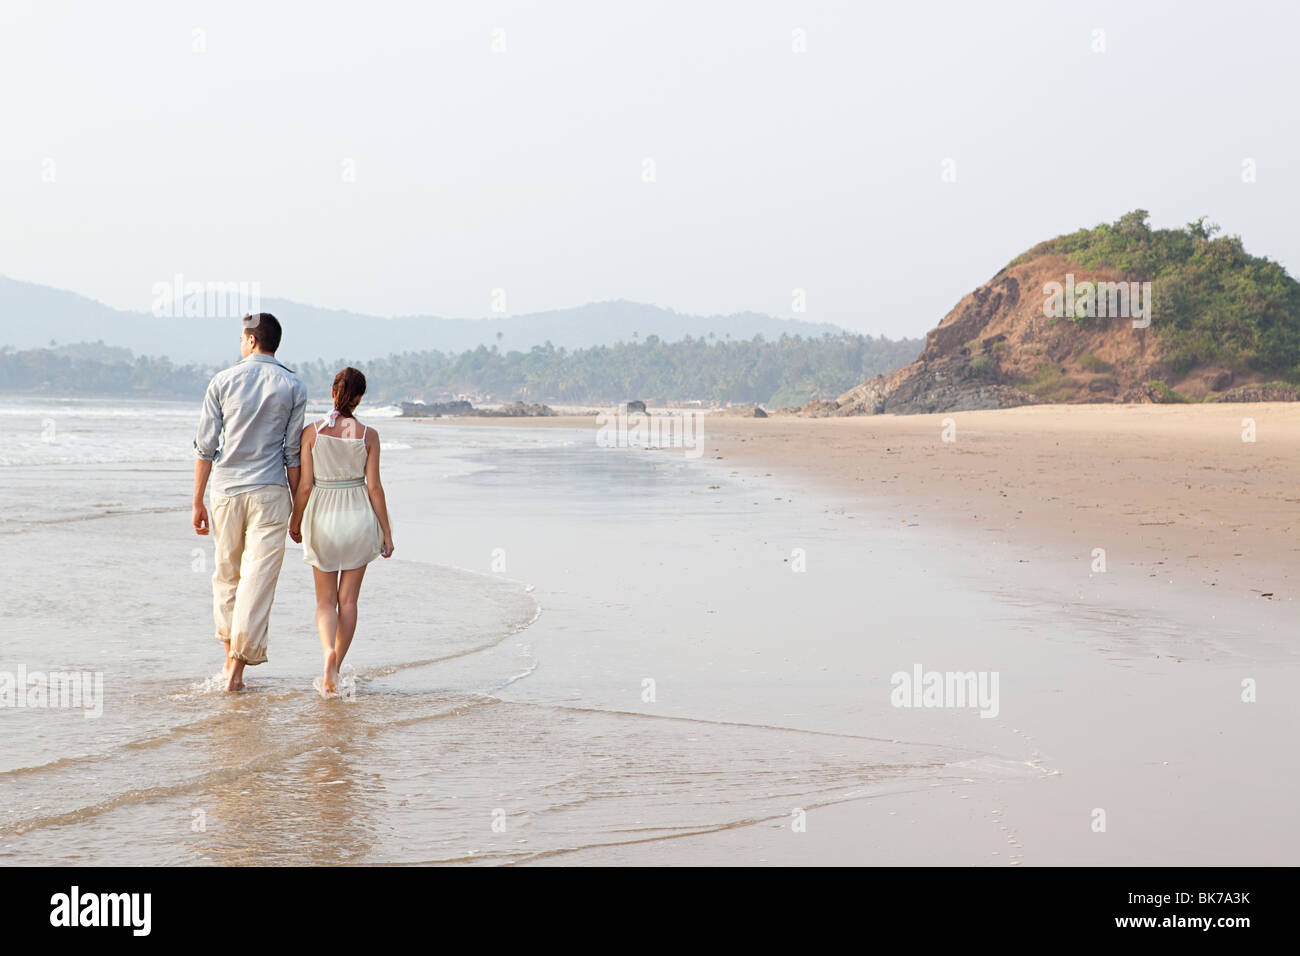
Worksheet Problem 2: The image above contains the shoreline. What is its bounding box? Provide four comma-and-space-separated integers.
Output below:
413, 403, 1300, 605
6, 399, 1298, 864
409, 403, 1300, 865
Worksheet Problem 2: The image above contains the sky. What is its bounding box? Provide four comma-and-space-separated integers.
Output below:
1, 0, 1296, 339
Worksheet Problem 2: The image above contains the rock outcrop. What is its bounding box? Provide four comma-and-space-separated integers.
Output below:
1208, 384, 1300, 403
810, 253, 1292, 415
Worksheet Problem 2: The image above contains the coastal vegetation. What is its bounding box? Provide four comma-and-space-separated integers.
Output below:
0, 333, 922, 407
1015, 210, 1300, 382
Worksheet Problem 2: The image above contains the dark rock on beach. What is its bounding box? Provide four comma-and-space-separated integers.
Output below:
491, 401, 559, 417
1208, 384, 1300, 403
400, 400, 474, 417
400, 400, 557, 418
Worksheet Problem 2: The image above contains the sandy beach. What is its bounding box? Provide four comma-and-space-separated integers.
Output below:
706, 404, 1300, 603
4, 399, 1297, 866
431, 403, 1300, 603
692, 403, 1300, 865
410, 404, 1300, 865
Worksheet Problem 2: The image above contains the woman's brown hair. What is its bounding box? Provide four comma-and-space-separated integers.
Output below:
332, 367, 367, 418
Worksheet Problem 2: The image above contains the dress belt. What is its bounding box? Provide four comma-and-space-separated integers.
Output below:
314, 477, 365, 488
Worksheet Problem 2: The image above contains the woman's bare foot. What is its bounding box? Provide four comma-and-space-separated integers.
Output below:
225, 657, 246, 693
322, 648, 338, 694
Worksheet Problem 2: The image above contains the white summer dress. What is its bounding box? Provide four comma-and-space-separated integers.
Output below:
301, 419, 384, 572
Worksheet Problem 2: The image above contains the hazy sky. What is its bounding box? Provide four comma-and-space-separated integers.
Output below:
2, 0, 1296, 338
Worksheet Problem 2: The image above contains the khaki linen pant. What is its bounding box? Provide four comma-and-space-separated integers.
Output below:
211, 484, 292, 665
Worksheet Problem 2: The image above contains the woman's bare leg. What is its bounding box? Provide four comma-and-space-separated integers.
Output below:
313, 568, 341, 691
334, 566, 367, 675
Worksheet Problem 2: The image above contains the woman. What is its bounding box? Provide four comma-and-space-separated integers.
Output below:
289, 367, 395, 695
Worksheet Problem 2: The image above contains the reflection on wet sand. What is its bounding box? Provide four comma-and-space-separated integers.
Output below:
194, 697, 374, 866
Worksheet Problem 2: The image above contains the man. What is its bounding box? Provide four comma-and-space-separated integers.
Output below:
192, 313, 308, 692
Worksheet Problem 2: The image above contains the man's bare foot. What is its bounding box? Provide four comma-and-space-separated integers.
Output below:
225, 657, 246, 693
322, 648, 339, 694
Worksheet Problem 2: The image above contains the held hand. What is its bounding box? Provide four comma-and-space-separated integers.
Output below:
192, 502, 210, 535
288, 523, 302, 544
381, 537, 395, 559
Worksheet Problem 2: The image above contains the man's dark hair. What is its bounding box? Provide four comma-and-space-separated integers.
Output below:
242, 313, 282, 354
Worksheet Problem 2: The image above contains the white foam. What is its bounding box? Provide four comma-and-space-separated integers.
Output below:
313, 668, 358, 702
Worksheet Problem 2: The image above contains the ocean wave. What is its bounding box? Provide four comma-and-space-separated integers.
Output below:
306, 402, 404, 419
0, 403, 199, 419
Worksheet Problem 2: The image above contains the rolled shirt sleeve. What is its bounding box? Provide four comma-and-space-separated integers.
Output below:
283, 380, 307, 468
194, 377, 224, 461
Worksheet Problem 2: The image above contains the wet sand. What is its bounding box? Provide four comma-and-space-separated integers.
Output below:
8, 406, 1057, 865
430, 403, 1300, 602
418, 405, 1300, 865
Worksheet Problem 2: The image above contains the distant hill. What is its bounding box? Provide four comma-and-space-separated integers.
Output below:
820, 211, 1300, 415
0, 276, 851, 364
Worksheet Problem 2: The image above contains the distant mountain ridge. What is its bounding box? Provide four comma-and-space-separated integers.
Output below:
0, 276, 850, 364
